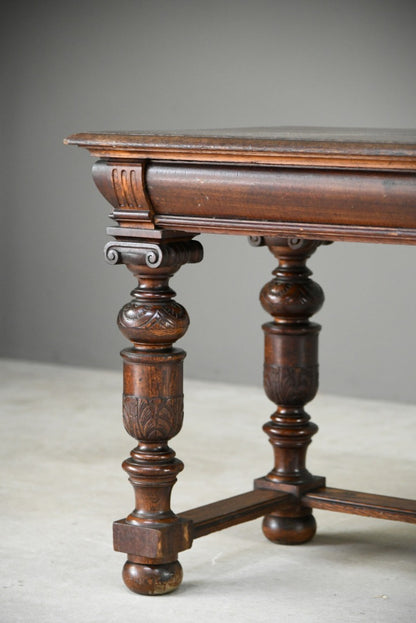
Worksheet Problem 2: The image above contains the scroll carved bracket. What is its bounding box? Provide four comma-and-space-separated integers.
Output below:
104, 240, 163, 267
104, 238, 204, 269
249, 235, 334, 251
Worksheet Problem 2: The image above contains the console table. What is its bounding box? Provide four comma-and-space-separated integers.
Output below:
65, 127, 416, 595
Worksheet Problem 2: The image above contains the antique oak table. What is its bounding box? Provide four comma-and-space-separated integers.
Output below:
65, 127, 416, 595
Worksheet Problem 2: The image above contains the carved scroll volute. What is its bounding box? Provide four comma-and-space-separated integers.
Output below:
92, 159, 155, 228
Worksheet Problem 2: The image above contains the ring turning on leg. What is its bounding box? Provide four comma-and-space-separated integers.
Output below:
110, 234, 203, 594
254, 237, 326, 545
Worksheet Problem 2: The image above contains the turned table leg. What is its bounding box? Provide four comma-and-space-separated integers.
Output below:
253, 237, 326, 544
106, 235, 203, 594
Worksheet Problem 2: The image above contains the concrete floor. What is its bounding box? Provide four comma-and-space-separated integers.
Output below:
1, 359, 415, 622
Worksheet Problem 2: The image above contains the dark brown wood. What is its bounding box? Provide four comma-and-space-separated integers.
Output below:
254, 237, 326, 544
303, 488, 416, 523
154, 216, 416, 245
66, 128, 416, 245
147, 163, 416, 227
110, 232, 203, 595
113, 518, 192, 560
179, 490, 291, 539
92, 159, 155, 229
65, 127, 416, 596
65, 126, 416, 170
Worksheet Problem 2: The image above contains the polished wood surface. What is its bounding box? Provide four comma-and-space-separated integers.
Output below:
303, 488, 416, 523
112, 233, 202, 594
66, 127, 415, 595
66, 127, 416, 244
65, 126, 416, 169
253, 237, 325, 545
179, 490, 290, 539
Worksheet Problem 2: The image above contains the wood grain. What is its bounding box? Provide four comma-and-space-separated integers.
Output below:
303, 487, 416, 523
65, 126, 416, 595
67, 127, 416, 245
179, 490, 290, 538
65, 127, 416, 170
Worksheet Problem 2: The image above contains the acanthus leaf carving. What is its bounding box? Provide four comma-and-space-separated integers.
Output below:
264, 364, 319, 406
123, 395, 184, 441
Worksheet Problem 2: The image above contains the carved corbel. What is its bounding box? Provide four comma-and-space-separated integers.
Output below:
104, 238, 203, 270
92, 159, 155, 228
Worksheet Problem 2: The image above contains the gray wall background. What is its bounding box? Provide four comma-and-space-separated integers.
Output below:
2, 0, 416, 403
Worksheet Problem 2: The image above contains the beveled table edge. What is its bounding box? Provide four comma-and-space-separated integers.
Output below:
64, 127, 416, 171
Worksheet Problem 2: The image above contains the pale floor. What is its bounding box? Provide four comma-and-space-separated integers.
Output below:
1, 359, 415, 623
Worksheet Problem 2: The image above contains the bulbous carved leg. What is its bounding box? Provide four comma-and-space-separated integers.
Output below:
109, 235, 203, 594
253, 237, 326, 545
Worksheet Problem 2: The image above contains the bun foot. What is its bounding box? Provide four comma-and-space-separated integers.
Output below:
122, 560, 183, 595
262, 511, 316, 545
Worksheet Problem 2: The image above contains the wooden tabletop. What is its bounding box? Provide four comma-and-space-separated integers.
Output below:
66, 127, 416, 244
65, 127, 416, 170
